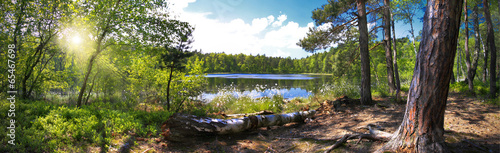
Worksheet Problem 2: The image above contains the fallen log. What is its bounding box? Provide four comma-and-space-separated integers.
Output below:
224, 110, 275, 117
161, 110, 316, 141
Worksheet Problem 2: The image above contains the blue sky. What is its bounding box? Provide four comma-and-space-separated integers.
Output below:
169, 0, 424, 59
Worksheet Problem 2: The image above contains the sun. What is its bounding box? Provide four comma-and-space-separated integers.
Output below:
71, 35, 82, 45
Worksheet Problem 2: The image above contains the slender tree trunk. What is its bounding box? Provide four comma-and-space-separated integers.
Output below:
371, 58, 380, 85
357, 0, 372, 105
77, 54, 96, 107
409, 18, 417, 54
457, 47, 462, 82
21, 48, 42, 98
451, 69, 456, 84
484, 0, 498, 98
383, 0, 396, 92
379, 0, 463, 152
391, 12, 401, 102
469, 4, 481, 92
481, 30, 489, 82
86, 71, 99, 105
166, 66, 174, 110
28, 52, 55, 97
464, 0, 474, 92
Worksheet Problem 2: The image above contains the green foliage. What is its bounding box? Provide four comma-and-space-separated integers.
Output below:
0, 99, 173, 152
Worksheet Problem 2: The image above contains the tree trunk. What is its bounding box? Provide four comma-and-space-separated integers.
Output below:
391, 12, 401, 102
379, 0, 463, 152
469, 4, 481, 92
166, 66, 174, 111
409, 18, 417, 54
383, 0, 396, 92
161, 110, 316, 141
77, 54, 96, 107
484, 0, 498, 98
28, 52, 56, 97
481, 29, 489, 82
371, 57, 380, 85
464, 0, 474, 92
457, 47, 463, 82
451, 69, 456, 84
357, 0, 372, 105
85, 71, 99, 105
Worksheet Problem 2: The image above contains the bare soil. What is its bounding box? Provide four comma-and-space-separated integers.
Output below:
113, 94, 500, 153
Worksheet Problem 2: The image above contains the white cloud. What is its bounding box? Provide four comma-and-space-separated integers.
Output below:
169, 0, 314, 58
272, 14, 288, 27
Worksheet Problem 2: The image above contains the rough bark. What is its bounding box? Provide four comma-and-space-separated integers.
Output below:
379, 0, 463, 152
391, 12, 402, 102
357, 0, 372, 105
383, 0, 396, 92
161, 110, 316, 141
484, 0, 498, 98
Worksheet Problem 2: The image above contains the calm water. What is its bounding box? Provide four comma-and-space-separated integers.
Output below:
197, 74, 332, 102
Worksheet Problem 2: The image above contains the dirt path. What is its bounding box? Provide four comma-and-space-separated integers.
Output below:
122, 94, 499, 153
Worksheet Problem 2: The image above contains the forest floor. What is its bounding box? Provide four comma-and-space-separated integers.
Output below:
115, 94, 499, 153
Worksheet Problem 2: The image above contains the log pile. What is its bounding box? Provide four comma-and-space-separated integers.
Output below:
161, 110, 316, 141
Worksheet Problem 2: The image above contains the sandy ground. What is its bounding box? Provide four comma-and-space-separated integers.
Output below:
110, 94, 500, 153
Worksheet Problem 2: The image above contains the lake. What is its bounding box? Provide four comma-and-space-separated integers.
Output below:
197, 74, 332, 102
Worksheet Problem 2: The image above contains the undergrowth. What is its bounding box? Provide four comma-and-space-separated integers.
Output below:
0, 99, 173, 152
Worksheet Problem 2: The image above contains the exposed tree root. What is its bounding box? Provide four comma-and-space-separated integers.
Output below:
324, 124, 392, 153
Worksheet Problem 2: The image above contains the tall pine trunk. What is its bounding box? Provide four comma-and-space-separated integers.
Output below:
357, 0, 372, 105
379, 0, 463, 152
484, 0, 498, 98
383, 0, 396, 92
391, 12, 401, 102
464, 0, 474, 92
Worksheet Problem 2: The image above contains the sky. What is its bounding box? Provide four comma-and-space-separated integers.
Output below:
169, 0, 424, 59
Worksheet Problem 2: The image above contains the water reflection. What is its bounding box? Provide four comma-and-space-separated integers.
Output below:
198, 74, 331, 102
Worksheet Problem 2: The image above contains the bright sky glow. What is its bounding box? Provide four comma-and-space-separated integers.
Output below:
71, 35, 82, 45
169, 0, 424, 59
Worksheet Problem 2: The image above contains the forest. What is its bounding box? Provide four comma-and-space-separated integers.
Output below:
0, 0, 499, 152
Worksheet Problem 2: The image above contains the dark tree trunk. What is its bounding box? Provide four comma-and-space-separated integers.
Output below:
383, 0, 396, 92
86, 72, 99, 105
357, 0, 372, 105
391, 12, 401, 102
484, 0, 498, 98
451, 69, 456, 84
379, 0, 463, 152
166, 66, 174, 111
77, 54, 97, 107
